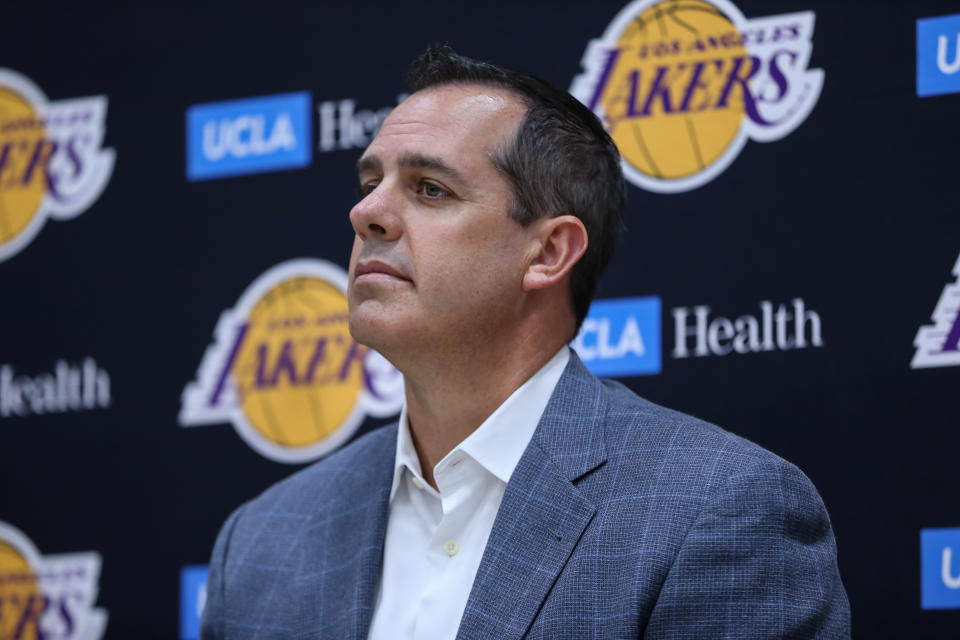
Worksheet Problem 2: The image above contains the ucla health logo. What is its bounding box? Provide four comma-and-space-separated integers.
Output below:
571, 0, 823, 193
1, 358, 110, 419
917, 13, 960, 97
572, 297, 661, 377
186, 92, 311, 181
673, 298, 822, 358
179, 259, 403, 463
912, 252, 960, 369
318, 96, 403, 152
0, 70, 115, 262
0, 520, 107, 638
921, 528, 960, 609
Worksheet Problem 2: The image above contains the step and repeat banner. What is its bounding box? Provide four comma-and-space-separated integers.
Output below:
2, 2, 958, 637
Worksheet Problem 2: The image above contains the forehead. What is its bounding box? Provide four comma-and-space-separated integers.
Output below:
363, 84, 526, 168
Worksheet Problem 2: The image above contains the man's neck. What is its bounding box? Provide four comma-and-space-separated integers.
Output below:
400, 336, 565, 490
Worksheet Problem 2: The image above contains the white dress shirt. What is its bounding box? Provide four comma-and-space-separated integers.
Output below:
366, 347, 570, 640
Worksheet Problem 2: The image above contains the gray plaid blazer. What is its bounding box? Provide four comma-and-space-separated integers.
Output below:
201, 353, 850, 639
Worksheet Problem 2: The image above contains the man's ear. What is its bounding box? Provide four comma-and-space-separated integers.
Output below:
522, 215, 588, 292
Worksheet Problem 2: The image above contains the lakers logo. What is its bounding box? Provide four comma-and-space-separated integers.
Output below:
180, 259, 403, 463
0, 70, 115, 262
571, 0, 823, 193
0, 521, 107, 639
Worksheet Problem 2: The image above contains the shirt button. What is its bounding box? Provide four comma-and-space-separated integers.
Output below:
443, 540, 459, 557
411, 476, 424, 490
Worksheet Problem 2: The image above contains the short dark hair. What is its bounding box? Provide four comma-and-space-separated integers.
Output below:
407, 44, 626, 333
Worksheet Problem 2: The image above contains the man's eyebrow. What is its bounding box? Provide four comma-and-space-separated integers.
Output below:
357, 155, 381, 175
396, 153, 463, 182
357, 152, 466, 184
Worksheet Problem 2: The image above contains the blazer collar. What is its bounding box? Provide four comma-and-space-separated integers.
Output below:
530, 351, 609, 482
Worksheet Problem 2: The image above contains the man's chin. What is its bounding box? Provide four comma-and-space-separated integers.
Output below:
348, 316, 375, 348
349, 308, 394, 352
349, 308, 427, 367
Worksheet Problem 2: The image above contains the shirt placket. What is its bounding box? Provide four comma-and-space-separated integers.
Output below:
412, 452, 475, 640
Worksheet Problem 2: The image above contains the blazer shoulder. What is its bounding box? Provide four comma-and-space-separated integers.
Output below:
545, 353, 803, 486
598, 376, 807, 481
202, 423, 398, 638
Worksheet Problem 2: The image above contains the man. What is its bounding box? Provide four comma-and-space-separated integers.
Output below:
201, 46, 850, 639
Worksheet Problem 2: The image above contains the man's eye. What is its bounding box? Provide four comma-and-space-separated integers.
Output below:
420, 181, 448, 199
357, 182, 378, 199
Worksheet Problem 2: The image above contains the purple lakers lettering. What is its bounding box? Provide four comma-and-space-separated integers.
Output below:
206, 318, 381, 404
587, 46, 802, 127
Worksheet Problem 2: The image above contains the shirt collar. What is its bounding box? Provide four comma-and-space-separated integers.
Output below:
390, 401, 422, 501
389, 346, 570, 501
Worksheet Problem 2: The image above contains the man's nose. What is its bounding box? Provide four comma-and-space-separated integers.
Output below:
349, 184, 402, 242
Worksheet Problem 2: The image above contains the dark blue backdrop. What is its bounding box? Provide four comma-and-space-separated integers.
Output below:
2, 2, 958, 637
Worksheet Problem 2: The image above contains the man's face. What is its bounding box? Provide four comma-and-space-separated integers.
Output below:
347, 84, 531, 358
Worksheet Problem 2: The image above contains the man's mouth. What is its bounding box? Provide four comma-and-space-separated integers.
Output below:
353, 260, 412, 283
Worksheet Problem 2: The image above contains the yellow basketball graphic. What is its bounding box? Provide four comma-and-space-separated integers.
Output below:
0, 88, 47, 247
180, 259, 404, 463
231, 276, 365, 448
0, 69, 114, 262
601, 0, 746, 181
0, 541, 41, 640
573, 0, 824, 193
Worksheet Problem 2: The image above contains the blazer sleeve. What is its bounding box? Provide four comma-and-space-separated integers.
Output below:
645, 457, 851, 639
200, 504, 247, 640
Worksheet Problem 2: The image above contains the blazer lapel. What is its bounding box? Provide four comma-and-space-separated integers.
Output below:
350, 480, 392, 639
293, 426, 395, 640
456, 354, 608, 640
